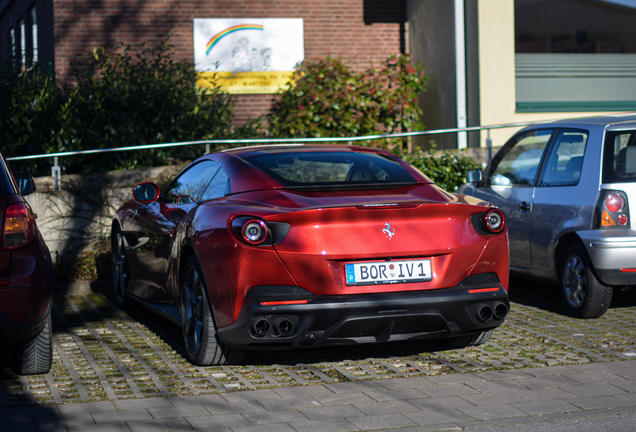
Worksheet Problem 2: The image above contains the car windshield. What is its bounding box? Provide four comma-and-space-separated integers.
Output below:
603, 131, 636, 184
245, 151, 416, 189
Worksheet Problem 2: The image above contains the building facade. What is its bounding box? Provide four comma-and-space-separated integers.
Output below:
2, 0, 635, 151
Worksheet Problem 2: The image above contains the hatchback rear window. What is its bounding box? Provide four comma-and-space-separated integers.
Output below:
245, 151, 416, 189
603, 131, 636, 183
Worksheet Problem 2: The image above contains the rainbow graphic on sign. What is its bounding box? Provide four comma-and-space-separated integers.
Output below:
206, 24, 264, 55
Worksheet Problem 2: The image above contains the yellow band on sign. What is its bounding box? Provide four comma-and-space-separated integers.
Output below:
197, 71, 294, 94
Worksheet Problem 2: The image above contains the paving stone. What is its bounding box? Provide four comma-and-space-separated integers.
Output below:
3, 406, 61, 419
408, 396, 475, 411
561, 371, 628, 384
513, 375, 579, 390
148, 405, 210, 419
127, 418, 194, 432
362, 388, 427, 402
520, 366, 575, 377
167, 394, 227, 407
289, 417, 360, 432
427, 374, 485, 385
93, 409, 152, 423
375, 377, 435, 389
221, 390, 282, 403
511, 387, 578, 401
512, 399, 581, 415
458, 404, 528, 421
58, 401, 115, 415
231, 424, 297, 432
309, 392, 376, 406
324, 381, 385, 393
347, 413, 417, 430
352, 400, 420, 415
243, 409, 308, 424
68, 423, 133, 432
113, 398, 173, 410
459, 391, 527, 406
299, 405, 364, 420
418, 384, 480, 397
0, 417, 36, 431
562, 395, 634, 410
465, 380, 529, 393
273, 386, 334, 399
204, 401, 265, 415
474, 370, 533, 381
258, 396, 321, 410
403, 408, 474, 425
186, 414, 251, 428
35, 412, 95, 428
558, 382, 627, 398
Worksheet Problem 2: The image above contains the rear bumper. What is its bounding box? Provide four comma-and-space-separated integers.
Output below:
217, 282, 509, 350
578, 229, 636, 286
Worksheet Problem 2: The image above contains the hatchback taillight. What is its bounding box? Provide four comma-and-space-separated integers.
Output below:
598, 190, 630, 228
2, 202, 37, 250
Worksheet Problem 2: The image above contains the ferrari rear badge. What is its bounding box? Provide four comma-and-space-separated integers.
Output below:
383, 222, 395, 240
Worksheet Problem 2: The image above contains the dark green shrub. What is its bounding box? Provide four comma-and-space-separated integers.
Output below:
403, 144, 478, 192
1, 39, 265, 175
267, 55, 427, 150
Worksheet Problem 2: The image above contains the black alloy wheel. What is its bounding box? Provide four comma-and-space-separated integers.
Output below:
181, 254, 245, 366
112, 226, 131, 307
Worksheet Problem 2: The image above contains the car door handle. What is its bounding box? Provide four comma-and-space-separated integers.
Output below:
519, 201, 531, 211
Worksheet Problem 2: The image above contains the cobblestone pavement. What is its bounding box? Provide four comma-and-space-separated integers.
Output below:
1, 278, 635, 408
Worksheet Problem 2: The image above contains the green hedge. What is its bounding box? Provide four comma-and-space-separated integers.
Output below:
1, 39, 263, 176
1, 40, 477, 190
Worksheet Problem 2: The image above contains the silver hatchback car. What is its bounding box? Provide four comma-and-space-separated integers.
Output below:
459, 114, 636, 318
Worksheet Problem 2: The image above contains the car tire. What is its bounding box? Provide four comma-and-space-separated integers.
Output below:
181, 255, 245, 366
112, 225, 131, 308
560, 244, 613, 318
12, 313, 53, 375
468, 329, 494, 346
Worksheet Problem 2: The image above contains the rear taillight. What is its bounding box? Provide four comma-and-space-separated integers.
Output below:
482, 209, 506, 234
598, 191, 630, 228
3, 202, 37, 250
230, 216, 291, 246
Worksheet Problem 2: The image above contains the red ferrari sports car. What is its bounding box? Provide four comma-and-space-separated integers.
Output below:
112, 144, 509, 366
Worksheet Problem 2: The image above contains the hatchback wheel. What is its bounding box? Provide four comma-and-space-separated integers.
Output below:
560, 245, 612, 318
112, 226, 131, 307
181, 255, 245, 366
12, 313, 52, 375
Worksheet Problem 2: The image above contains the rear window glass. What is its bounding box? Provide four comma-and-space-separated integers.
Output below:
245, 151, 416, 188
603, 131, 636, 184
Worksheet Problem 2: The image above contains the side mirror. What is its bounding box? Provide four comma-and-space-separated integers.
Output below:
14, 173, 36, 196
466, 169, 483, 184
132, 182, 160, 203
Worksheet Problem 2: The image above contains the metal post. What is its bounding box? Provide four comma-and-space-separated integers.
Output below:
205, 143, 210, 154
454, 0, 467, 150
486, 129, 493, 162
52, 156, 61, 191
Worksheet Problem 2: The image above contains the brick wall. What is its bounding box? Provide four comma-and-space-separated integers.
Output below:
53, 0, 405, 125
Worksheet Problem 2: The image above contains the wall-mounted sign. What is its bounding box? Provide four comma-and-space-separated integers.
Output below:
193, 18, 304, 94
